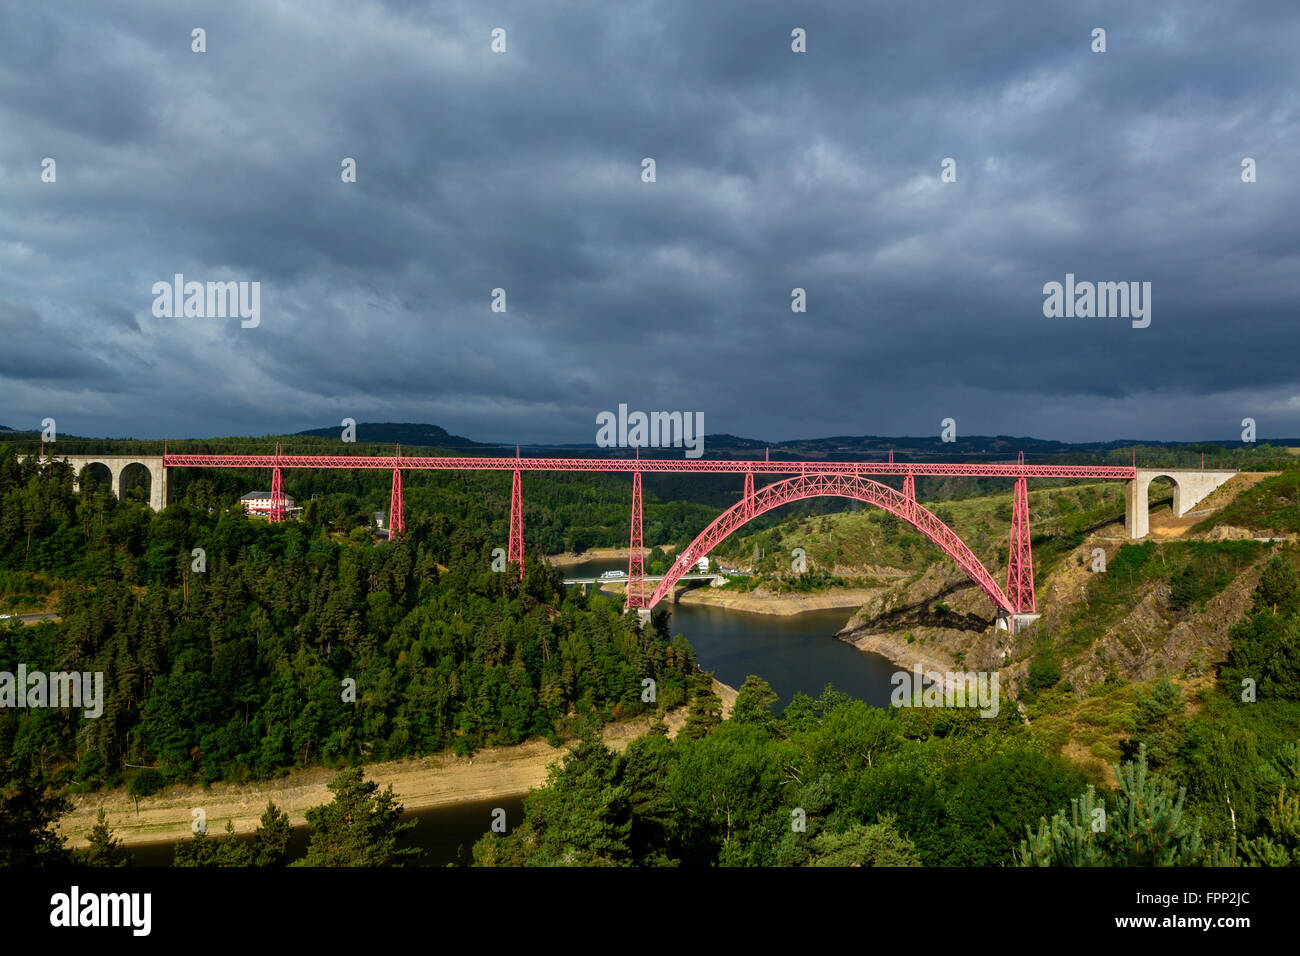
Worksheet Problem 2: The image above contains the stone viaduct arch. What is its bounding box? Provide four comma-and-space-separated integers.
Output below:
28, 454, 170, 511
1125, 468, 1235, 539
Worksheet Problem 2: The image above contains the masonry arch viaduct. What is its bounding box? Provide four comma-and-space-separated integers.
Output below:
26, 454, 169, 512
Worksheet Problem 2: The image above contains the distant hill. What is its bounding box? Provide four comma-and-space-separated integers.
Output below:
698, 432, 1298, 464
532, 431, 1288, 464
293, 422, 490, 448
2, 418, 1295, 463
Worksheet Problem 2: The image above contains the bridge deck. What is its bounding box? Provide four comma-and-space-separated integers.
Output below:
163, 454, 1139, 479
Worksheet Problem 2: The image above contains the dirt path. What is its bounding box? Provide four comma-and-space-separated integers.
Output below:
58, 678, 737, 849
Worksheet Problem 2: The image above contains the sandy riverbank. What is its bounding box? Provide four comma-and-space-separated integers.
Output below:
544, 546, 677, 569
673, 586, 884, 616
837, 629, 955, 674
58, 678, 737, 849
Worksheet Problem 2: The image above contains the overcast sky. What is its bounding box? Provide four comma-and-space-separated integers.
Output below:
2, 0, 1298, 445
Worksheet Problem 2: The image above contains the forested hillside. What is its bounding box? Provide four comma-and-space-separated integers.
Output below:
0, 445, 698, 795
5, 439, 1300, 868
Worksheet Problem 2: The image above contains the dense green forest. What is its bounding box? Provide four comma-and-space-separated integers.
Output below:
0, 445, 698, 794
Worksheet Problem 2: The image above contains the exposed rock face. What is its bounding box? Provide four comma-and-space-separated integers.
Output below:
839, 526, 1270, 699
1205, 525, 1254, 541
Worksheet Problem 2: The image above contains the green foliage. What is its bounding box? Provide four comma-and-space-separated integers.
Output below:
1220, 556, 1300, 703
0, 755, 71, 866
297, 767, 419, 867
663, 720, 789, 866
1027, 655, 1062, 693
475, 723, 632, 866
731, 675, 778, 731
1121, 679, 1186, 770
480, 684, 1087, 868
128, 769, 165, 803
680, 674, 724, 740
171, 827, 220, 867
1017, 746, 1231, 866
1254, 553, 1300, 617
939, 749, 1089, 865
1040, 540, 1267, 666
1168, 542, 1268, 612
173, 820, 253, 867
0, 443, 698, 790
807, 817, 919, 866
1240, 775, 1300, 867
251, 801, 292, 867
1193, 470, 1300, 535
75, 809, 134, 867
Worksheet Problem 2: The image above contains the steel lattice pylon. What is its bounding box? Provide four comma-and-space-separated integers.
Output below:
509, 467, 524, 579
648, 472, 1017, 614
269, 442, 285, 522
389, 468, 404, 539
1006, 474, 1036, 614
269, 468, 284, 522
626, 471, 644, 609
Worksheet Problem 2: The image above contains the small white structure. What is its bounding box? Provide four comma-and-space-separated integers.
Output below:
240, 491, 301, 517
374, 511, 385, 529
695, 557, 710, 572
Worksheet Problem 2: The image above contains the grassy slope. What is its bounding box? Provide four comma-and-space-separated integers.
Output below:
1191, 470, 1300, 535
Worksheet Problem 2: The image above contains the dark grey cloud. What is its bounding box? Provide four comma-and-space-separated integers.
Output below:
1, 0, 1298, 445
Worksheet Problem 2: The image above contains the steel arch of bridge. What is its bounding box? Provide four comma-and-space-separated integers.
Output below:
157, 447, 1116, 615
646, 472, 1016, 615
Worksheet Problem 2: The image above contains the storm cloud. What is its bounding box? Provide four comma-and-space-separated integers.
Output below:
1, 0, 1298, 444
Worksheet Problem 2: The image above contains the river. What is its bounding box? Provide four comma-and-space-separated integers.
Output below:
564, 556, 897, 708
127, 556, 895, 865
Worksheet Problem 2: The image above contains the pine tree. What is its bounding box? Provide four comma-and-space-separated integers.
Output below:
731, 675, 778, 731
1240, 745, 1300, 866
1254, 554, 1300, 617
297, 767, 419, 867
251, 801, 292, 867
504, 725, 632, 866
1017, 745, 1234, 866
1240, 789, 1300, 866
0, 756, 71, 867
1169, 564, 1198, 611
680, 674, 723, 740
76, 809, 134, 867
213, 821, 253, 866
808, 815, 920, 867
172, 827, 218, 867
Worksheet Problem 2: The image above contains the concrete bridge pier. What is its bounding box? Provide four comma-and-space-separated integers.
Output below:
1125, 469, 1235, 539
147, 460, 169, 511
997, 610, 1041, 635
